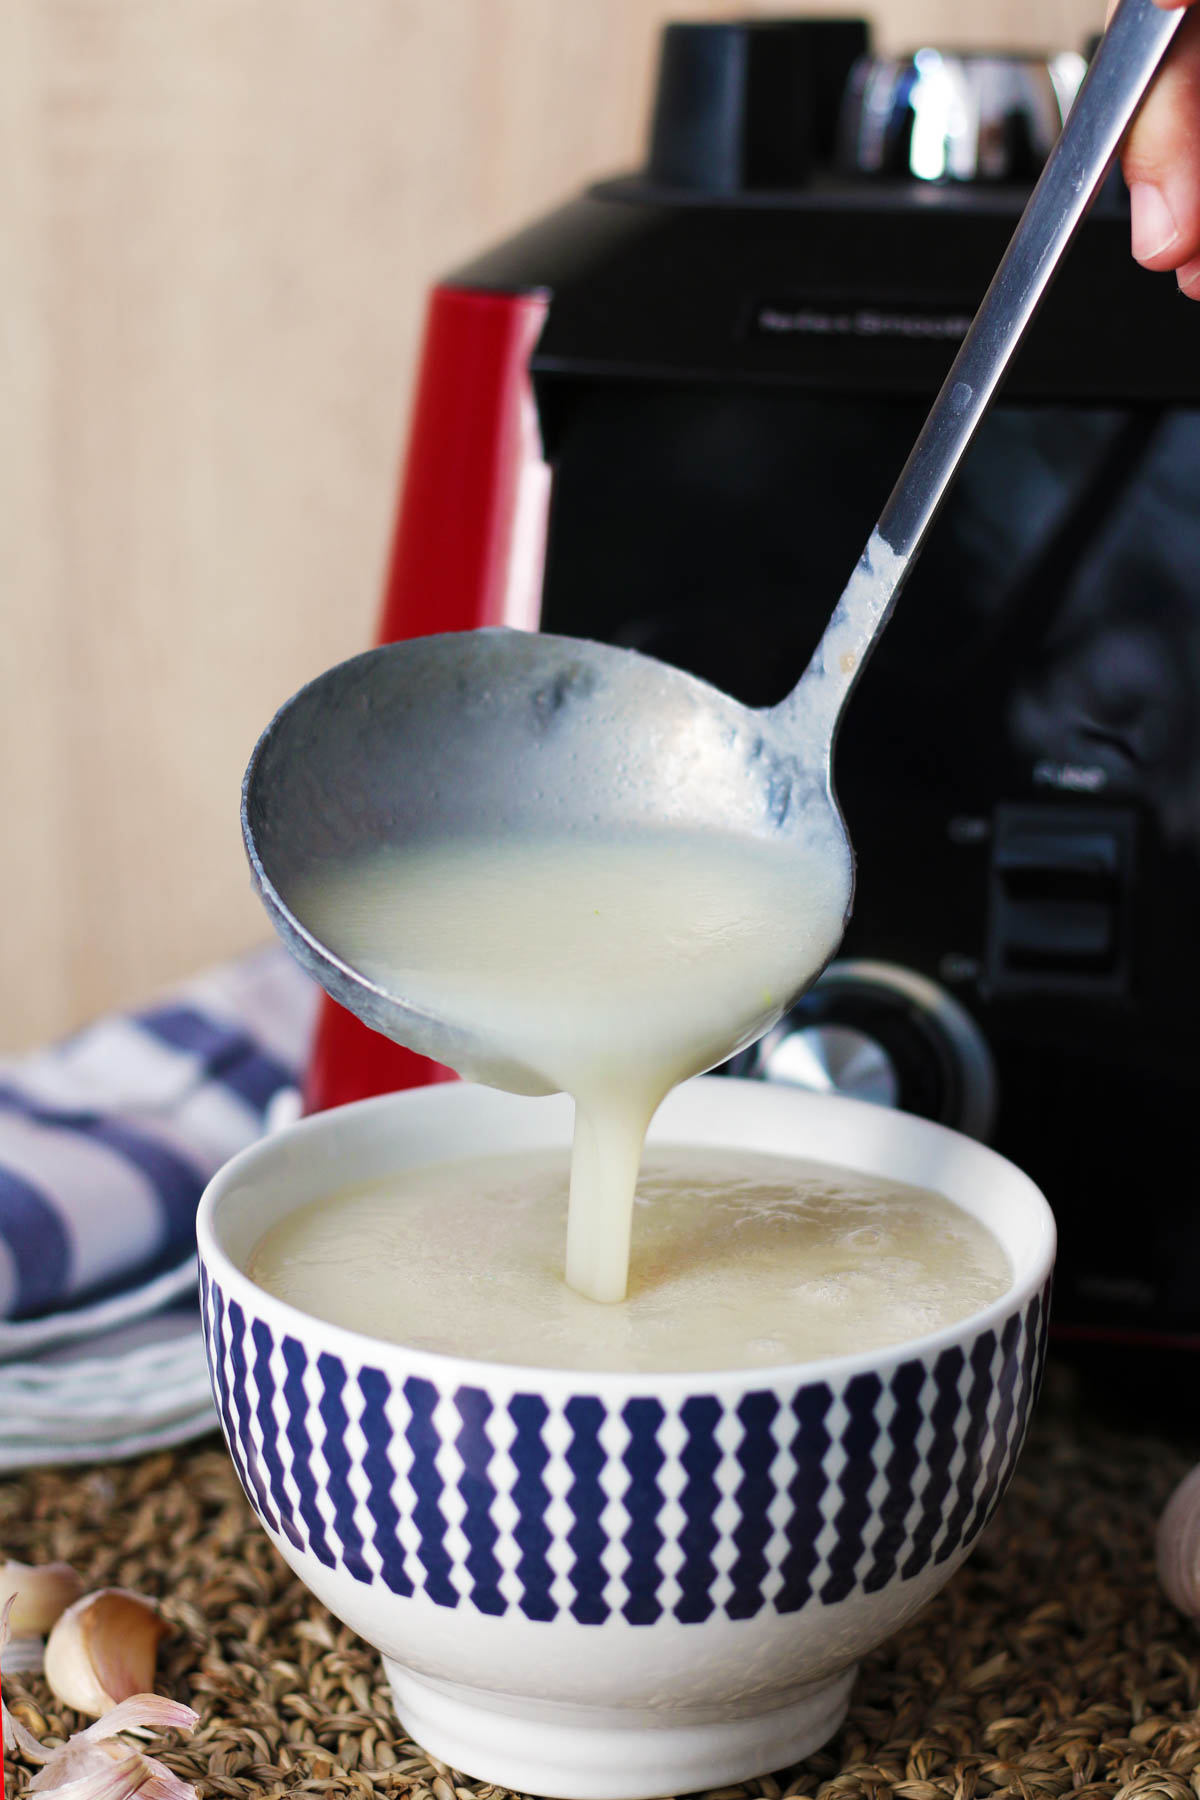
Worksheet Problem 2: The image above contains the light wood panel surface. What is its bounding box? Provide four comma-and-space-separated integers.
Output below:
0, 0, 1104, 1051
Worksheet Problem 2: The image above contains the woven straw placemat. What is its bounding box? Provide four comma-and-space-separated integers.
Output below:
3, 1366, 1198, 1800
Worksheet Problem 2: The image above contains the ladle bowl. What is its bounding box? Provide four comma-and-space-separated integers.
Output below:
243, 628, 843, 1093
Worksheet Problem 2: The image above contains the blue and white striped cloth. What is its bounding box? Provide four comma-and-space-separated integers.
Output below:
0, 949, 317, 1327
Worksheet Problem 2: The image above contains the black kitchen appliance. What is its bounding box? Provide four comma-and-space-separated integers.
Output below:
323, 17, 1200, 1359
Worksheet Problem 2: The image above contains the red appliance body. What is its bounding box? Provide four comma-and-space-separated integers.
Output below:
303, 284, 549, 1113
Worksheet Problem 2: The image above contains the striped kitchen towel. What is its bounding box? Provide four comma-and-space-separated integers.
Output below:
0, 948, 318, 1331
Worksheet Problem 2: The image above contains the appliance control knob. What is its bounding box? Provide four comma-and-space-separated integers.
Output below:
728, 959, 997, 1140
838, 49, 1087, 183
754, 1022, 901, 1108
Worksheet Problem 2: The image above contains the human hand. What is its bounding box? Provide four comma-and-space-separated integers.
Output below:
1117, 0, 1200, 296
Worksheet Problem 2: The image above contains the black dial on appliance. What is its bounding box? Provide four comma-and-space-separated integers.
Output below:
726, 963, 997, 1141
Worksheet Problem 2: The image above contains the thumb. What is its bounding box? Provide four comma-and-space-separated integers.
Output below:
1114, 0, 1200, 292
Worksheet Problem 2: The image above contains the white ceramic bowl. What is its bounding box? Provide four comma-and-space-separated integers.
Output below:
196, 1078, 1055, 1800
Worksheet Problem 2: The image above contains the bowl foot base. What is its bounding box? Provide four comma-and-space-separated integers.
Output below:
383, 1657, 858, 1800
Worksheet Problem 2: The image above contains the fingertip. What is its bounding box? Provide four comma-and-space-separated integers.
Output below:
1129, 181, 1182, 263
1178, 253, 1200, 296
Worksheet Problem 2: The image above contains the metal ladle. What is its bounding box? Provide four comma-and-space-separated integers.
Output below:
244, 0, 1183, 1093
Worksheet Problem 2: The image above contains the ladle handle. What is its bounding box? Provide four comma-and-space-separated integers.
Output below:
776, 0, 1185, 751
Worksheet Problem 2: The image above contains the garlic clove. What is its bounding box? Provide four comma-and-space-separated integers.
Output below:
0, 1558, 83, 1637
44, 1590, 169, 1718
4, 1595, 196, 1800
79, 1699, 198, 1742
127, 1759, 198, 1800
1157, 1460, 1200, 1619
15, 1697, 199, 1799
29, 1741, 196, 1800
28, 1741, 147, 1798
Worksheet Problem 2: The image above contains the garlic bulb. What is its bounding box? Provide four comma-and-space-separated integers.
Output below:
1157, 1461, 1200, 1619
0, 1558, 83, 1637
43, 1589, 169, 1718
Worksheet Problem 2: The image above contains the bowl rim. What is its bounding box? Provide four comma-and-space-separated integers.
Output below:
196, 1077, 1056, 1398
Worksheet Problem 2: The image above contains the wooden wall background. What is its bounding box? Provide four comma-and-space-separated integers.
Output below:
0, 0, 1103, 1051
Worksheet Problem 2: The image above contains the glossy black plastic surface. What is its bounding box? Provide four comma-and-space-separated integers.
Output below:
439, 16, 1200, 1349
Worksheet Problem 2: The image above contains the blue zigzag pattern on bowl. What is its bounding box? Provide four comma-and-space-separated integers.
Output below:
201, 1269, 1051, 1625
